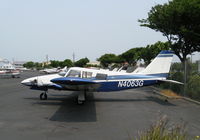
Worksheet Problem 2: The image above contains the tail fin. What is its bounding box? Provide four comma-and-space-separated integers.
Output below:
141, 50, 174, 78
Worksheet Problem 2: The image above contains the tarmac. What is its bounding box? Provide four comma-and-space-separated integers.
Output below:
0, 71, 200, 140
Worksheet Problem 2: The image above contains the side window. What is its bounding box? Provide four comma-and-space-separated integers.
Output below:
82, 71, 93, 78
96, 73, 107, 80
67, 70, 81, 77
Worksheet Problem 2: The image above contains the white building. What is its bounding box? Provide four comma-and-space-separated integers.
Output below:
87, 61, 100, 66
13, 61, 27, 70
0, 58, 15, 70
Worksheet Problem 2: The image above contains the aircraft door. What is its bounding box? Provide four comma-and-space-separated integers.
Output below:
37, 77, 44, 86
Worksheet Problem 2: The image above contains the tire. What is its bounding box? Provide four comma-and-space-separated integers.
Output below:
77, 99, 84, 105
40, 93, 47, 100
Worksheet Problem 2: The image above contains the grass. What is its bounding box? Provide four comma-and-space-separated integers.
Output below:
134, 115, 191, 140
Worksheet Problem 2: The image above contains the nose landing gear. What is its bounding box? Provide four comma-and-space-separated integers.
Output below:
40, 91, 48, 100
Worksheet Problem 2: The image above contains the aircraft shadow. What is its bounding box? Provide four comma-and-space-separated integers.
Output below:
50, 93, 97, 122
24, 91, 175, 123
26, 92, 97, 123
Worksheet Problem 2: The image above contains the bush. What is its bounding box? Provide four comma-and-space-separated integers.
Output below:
158, 72, 184, 95
135, 116, 188, 140
186, 74, 200, 101
170, 72, 184, 95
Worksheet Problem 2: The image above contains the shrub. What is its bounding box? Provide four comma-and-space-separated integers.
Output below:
186, 74, 200, 101
158, 72, 184, 95
135, 116, 188, 140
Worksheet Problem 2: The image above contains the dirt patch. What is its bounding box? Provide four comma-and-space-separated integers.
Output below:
161, 89, 182, 99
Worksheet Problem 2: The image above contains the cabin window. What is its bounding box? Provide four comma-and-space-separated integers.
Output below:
82, 71, 93, 78
67, 70, 81, 77
96, 73, 107, 80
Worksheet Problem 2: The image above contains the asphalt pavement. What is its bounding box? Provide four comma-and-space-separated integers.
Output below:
0, 71, 200, 140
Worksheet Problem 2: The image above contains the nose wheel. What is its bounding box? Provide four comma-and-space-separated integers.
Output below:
40, 92, 47, 100
77, 91, 86, 105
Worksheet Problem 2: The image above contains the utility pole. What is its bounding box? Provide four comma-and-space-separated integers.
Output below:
183, 59, 187, 97
46, 55, 49, 67
73, 52, 75, 63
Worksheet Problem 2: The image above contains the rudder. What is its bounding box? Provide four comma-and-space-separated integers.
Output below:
140, 50, 174, 78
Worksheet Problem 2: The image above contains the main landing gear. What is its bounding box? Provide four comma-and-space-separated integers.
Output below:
39, 90, 87, 104
77, 91, 86, 105
40, 91, 48, 100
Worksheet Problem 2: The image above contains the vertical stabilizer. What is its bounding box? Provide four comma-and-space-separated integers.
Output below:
140, 50, 174, 77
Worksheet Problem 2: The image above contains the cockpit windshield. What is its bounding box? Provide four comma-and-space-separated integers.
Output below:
67, 70, 81, 77
58, 68, 69, 77
58, 72, 66, 76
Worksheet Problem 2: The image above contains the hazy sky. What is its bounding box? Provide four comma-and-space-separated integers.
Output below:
0, 0, 190, 62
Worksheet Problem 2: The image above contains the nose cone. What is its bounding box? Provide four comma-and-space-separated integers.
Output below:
21, 77, 37, 86
21, 79, 29, 86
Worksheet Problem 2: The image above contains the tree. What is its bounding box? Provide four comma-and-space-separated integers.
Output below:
139, 0, 200, 95
97, 54, 120, 67
120, 48, 143, 65
139, 0, 200, 63
74, 57, 89, 67
34, 62, 42, 70
23, 61, 35, 68
50, 59, 73, 68
62, 59, 73, 67
50, 60, 60, 68
140, 41, 170, 65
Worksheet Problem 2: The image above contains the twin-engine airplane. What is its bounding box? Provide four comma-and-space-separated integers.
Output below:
21, 50, 182, 104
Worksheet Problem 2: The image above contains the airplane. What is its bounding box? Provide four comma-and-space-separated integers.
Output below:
39, 66, 67, 74
0, 59, 20, 78
21, 50, 182, 104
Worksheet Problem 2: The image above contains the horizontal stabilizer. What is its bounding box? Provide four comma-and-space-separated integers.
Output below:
51, 77, 98, 85
158, 79, 184, 85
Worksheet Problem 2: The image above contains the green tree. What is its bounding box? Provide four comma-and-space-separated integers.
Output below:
34, 62, 42, 70
62, 59, 73, 67
120, 48, 143, 65
23, 61, 35, 68
139, 0, 200, 95
50, 59, 73, 68
140, 41, 170, 65
97, 54, 121, 67
50, 60, 60, 68
139, 0, 200, 62
74, 57, 89, 67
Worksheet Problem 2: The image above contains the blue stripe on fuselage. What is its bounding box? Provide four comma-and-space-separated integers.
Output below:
159, 50, 174, 54
97, 80, 158, 92
157, 54, 173, 57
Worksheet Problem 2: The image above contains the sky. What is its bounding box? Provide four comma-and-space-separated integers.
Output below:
0, 0, 199, 62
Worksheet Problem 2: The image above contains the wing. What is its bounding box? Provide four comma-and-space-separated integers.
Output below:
51, 77, 97, 85
51, 77, 99, 91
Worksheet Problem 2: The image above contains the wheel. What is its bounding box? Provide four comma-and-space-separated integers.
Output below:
40, 92, 47, 100
77, 100, 84, 105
